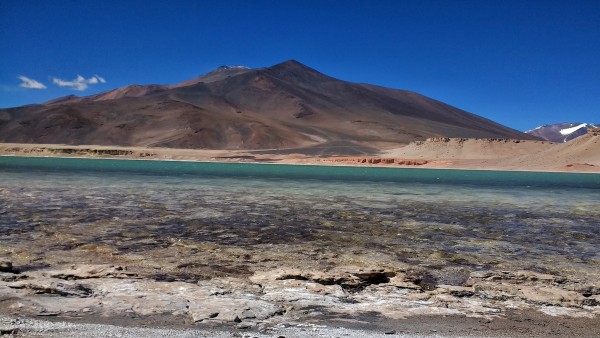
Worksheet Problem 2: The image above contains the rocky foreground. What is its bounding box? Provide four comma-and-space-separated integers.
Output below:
1, 259, 599, 337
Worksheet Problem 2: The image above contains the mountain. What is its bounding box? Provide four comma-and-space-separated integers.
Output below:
526, 123, 599, 143
170, 65, 251, 88
0, 60, 537, 154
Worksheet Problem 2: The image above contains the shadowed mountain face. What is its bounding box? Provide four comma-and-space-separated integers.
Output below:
526, 123, 599, 143
0, 60, 536, 153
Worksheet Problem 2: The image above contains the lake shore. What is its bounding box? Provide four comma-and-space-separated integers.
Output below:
0, 142, 599, 173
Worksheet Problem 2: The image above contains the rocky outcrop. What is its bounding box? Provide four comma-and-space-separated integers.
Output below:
254, 266, 396, 292
9, 280, 94, 298
464, 270, 600, 307
0, 146, 133, 157
415, 137, 523, 145
1, 262, 599, 331
43, 265, 137, 280
320, 157, 428, 165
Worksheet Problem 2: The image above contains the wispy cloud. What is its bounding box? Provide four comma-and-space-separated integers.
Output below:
18, 75, 47, 89
52, 75, 106, 91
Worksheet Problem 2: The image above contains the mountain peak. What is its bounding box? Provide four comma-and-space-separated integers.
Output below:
525, 122, 599, 142
266, 60, 334, 84
204, 65, 251, 76
276, 59, 303, 66
269, 59, 314, 71
215, 65, 250, 71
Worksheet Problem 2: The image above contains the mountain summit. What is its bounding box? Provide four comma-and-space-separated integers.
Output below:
526, 123, 599, 143
0, 60, 536, 153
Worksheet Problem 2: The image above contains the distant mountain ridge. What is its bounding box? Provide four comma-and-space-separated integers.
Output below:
0, 60, 537, 154
526, 123, 599, 143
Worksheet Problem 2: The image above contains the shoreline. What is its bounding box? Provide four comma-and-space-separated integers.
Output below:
0, 142, 599, 174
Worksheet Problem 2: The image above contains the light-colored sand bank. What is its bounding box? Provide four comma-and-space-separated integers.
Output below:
380, 134, 600, 173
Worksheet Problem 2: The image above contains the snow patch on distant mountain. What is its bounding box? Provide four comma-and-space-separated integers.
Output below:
525, 126, 541, 133
217, 65, 249, 70
559, 123, 588, 135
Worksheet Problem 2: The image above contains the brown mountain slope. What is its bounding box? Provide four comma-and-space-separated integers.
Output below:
0, 60, 537, 152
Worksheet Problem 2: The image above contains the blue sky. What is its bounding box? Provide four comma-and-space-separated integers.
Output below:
1, 0, 598, 131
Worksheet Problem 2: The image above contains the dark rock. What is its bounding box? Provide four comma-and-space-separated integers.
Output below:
9, 281, 93, 298
0, 272, 27, 282
0, 328, 20, 335
0, 261, 17, 274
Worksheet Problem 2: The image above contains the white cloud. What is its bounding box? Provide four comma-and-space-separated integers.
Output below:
52, 74, 107, 91
18, 75, 47, 89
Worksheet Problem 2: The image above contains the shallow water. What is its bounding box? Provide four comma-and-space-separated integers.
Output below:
1, 156, 599, 281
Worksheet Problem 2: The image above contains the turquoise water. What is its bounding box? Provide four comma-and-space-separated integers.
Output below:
1, 156, 599, 188
1, 156, 599, 281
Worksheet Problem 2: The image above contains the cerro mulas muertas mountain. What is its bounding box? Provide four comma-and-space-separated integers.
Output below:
526, 122, 600, 143
0, 60, 536, 155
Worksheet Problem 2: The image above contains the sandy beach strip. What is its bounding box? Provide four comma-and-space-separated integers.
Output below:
0, 141, 599, 173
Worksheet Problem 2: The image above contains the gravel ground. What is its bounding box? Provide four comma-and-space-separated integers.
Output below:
0, 315, 485, 338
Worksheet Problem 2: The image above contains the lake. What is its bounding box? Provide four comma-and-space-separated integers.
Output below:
1, 156, 599, 283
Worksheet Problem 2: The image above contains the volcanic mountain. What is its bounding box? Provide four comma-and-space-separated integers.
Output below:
0, 60, 536, 154
526, 123, 599, 143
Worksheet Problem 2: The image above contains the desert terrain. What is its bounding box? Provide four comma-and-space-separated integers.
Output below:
1, 127, 598, 173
